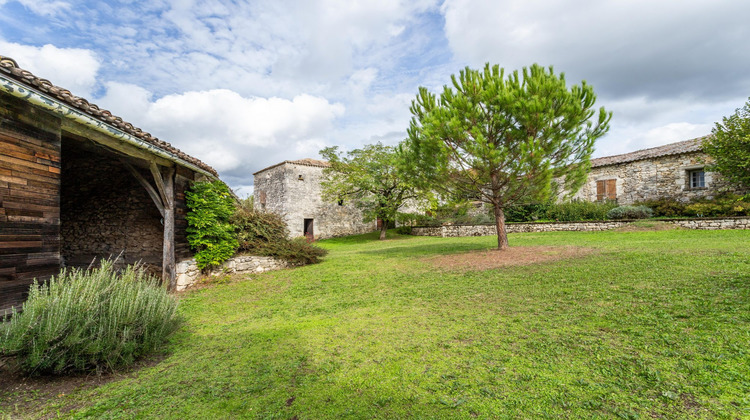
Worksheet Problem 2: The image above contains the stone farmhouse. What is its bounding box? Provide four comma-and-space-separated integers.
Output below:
569, 136, 743, 204
253, 159, 376, 239
0, 55, 219, 314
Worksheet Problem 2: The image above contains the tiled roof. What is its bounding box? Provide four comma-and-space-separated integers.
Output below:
0, 55, 217, 176
591, 136, 707, 168
253, 158, 330, 175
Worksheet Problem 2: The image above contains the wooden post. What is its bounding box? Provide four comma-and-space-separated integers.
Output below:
160, 166, 176, 291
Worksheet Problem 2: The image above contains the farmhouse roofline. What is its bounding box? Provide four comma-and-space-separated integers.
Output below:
0, 55, 218, 177
591, 136, 708, 168
253, 158, 330, 175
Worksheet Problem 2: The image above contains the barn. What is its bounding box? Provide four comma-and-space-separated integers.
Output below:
0, 55, 218, 315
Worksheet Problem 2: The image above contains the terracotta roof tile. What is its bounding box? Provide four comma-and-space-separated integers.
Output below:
591, 136, 707, 168
253, 158, 330, 175
0, 55, 218, 176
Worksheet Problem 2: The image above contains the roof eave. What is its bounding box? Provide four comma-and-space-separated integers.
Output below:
0, 74, 217, 180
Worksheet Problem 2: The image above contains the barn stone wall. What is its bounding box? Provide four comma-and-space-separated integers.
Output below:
61, 141, 164, 272
254, 162, 375, 239
568, 152, 742, 205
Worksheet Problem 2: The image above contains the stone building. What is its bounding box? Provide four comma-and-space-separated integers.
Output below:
253, 159, 376, 239
0, 55, 219, 314
569, 136, 743, 204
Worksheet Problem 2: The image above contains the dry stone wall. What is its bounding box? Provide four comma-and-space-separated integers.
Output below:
175, 255, 289, 291
412, 217, 750, 237
254, 162, 375, 239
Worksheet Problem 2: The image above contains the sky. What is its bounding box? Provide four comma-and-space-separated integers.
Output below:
1, 0, 748, 196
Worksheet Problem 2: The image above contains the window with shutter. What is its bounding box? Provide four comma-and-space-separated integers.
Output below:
596, 179, 616, 202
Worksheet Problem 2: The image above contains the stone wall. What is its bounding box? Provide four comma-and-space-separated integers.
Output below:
61, 141, 164, 271
412, 217, 750, 237
569, 151, 743, 204
175, 254, 289, 291
254, 162, 376, 239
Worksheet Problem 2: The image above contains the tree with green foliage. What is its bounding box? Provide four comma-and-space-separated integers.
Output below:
402, 63, 611, 249
185, 180, 238, 269
703, 98, 750, 190
320, 142, 422, 240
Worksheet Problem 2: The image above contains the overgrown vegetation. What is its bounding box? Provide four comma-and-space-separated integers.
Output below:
231, 199, 327, 265
0, 260, 181, 375
6, 230, 749, 418
185, 181, 238, 269
637, 193, 750, 218
606, 205, 654, 220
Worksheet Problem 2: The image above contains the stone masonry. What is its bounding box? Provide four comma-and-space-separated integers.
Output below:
567, 138, 745, 205
253, 159, 376, 239
412, 217, 750, 237
175, 255, 289, 291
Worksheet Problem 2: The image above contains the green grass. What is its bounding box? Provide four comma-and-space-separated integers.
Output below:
3, 229, 750, 419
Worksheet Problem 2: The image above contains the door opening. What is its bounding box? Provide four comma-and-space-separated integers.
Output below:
303, 218, 314, 242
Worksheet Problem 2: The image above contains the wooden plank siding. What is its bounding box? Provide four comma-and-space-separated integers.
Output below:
0, 94, 62, 314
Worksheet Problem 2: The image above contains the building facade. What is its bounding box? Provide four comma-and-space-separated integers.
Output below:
253, 159, 376, 239
569, 137, 743, 204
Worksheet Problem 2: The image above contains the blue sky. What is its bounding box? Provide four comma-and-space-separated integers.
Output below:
1, 0, 749, 196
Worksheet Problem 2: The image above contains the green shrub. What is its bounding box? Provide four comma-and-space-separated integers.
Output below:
606, 205, 654, 220
186, 181, 239, 269
252, 237, 328, 265
684, 199, 750, 217
636, 199, 687, 217
545, 200, 617, 221
504, 203, 552, 222
395, 225, 413, 235
0, 260, 181, 375
231, 200, 327, 264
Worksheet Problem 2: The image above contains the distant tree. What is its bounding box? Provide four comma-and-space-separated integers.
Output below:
703, 98, 750, 190
402, 63, 611, 250
320, 143, 422, 240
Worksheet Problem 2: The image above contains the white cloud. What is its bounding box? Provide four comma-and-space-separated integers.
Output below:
99, 85, 345, 175
0, 41, 99, 97
16, 0, 70, 16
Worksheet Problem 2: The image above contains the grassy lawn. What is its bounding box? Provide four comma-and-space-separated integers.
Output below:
2, 229, 750, 418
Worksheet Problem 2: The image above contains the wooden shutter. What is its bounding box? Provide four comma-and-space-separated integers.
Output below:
596, 180, 606, 201
606, 179, 617, 201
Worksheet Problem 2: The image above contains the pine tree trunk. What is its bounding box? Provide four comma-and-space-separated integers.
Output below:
493, 205, 509, 250
379, 222, 388, 240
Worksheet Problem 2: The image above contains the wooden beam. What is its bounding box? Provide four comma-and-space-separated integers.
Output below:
121, 160, 164, 217
161, 166, 176, 291
150, 162, 172, 210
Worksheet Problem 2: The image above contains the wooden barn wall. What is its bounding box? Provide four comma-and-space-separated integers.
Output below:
0, 93, 62, 314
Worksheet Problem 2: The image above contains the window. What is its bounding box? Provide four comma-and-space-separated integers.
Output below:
596, 179, 616, 201
689, 169, 705, 189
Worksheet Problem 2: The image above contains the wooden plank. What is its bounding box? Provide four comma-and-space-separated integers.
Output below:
0, 133, 60, 157
0, 241, 44, 249
0, 154, 59, 172
0, 161, 60, 181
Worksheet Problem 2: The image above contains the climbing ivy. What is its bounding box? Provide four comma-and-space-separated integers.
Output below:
185, 180, 238, 269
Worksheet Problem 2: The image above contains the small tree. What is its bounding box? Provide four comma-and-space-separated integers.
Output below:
320, 143, 422, 240
403, 63, 611, 249
703, 98, 750, 190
